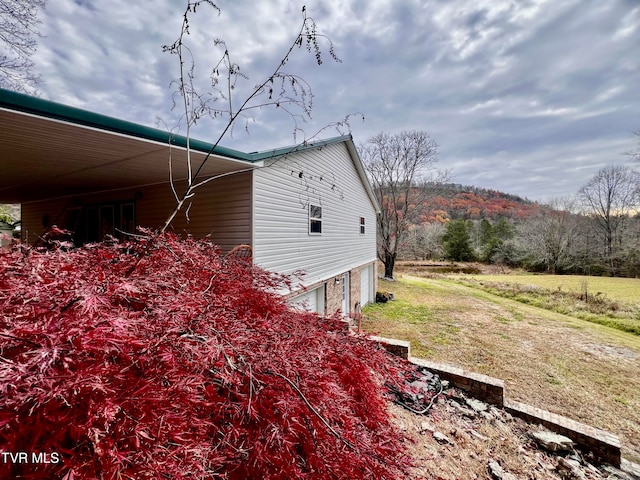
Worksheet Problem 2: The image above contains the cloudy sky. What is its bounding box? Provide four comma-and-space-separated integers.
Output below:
23, 0, 640, 201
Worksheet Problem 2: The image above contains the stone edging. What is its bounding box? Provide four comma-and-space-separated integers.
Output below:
371, 336, 624, 469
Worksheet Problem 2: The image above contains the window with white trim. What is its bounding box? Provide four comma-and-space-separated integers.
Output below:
309, 205, 322, 234
360, 217, 365, 235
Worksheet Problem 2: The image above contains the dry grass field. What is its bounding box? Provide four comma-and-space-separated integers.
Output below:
363, 269, 640, 464
469, 273, 640, 305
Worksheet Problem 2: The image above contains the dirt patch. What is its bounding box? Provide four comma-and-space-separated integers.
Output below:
575, 342, 638, 361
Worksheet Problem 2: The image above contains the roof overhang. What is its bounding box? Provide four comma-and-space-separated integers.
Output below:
0, 89, 259, 204
0, 89, 380, 214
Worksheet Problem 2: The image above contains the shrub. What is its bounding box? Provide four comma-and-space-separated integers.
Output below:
0, 234, 412, 479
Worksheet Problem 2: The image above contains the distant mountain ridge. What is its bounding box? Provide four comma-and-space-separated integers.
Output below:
415, 183, 541, 223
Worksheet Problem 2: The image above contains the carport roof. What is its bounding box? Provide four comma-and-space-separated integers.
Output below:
0, 88, 352, 203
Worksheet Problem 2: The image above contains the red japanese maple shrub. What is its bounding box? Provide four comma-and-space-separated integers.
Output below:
0, 234, 413, 479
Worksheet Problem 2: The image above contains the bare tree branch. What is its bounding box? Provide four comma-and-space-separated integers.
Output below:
0, 0, 46, 92
158, 2, 348, 235
126, 3, 354, 275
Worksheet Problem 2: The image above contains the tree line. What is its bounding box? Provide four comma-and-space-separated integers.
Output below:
363, 131, 640, 278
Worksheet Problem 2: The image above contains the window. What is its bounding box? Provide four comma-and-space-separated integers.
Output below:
309, 204, 322, 234
360, 217, 365, 235
63, 201, 136, 244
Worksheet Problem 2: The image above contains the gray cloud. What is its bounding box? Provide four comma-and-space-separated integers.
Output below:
28, 0, 640, 201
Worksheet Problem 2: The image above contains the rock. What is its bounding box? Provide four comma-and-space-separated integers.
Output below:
601, 465, 635, 480
450, 401, 476, 418
469, 429, 489, 441
433, 431, 453, 445
556, 457, 586, 480
488, 460, 518, 480
480, 411, 495, 422
620, 459, 640, 479
418, 421, 434, 434
531, 431, 574, 452
466, 398, 488, 413
487, 461, 503, 479
414, 369, 441, 391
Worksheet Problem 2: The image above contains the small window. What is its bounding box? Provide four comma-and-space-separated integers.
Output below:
309, 205, 322, 234
360, 217, 365, 235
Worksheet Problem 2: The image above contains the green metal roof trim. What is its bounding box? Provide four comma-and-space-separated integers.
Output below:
0, 88, 352, 162
248, 134, 353, 161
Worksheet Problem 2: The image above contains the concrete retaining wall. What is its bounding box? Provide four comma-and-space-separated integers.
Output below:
372, 336, 622, 468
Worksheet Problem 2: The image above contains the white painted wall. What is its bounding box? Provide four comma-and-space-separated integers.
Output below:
252, 141, 377, 288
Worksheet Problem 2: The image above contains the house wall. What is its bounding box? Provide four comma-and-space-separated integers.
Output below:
349, 267, 361, 313
288, 259, 378, 317
20, 172, 252, 252
252, 142, 378, 294
323, 275, 342, 315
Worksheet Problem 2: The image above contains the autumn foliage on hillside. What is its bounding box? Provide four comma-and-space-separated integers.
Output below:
400, 183, 541, 224
0, 234, 412, 479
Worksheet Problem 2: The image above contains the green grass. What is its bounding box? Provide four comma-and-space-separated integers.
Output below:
365, 300, 435, 324
362, 274, 640, 462
447, 276, 640, 336
472, 274, 640, 305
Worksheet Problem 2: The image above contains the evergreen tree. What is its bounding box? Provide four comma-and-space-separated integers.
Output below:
442, 219, 474, 261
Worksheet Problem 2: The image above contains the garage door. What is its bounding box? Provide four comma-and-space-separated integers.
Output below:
289, 286, 324, 314
360, 264, 373, 306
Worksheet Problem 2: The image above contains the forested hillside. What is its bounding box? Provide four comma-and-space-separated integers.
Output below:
416, 183, 541, 223
396, 183, 640, 278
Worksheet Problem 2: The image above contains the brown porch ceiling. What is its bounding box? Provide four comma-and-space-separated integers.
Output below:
0, 108, 254, 203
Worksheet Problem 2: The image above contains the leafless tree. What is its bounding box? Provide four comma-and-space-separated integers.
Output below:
361, 131, 442, 278
515, 197, 580, 274
578, 164, 640, 274
160, 1, 355, 233
0, 0, 46, 92
126, 2, 355, 273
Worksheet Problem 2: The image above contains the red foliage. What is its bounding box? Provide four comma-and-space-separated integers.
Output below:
0, 234, 413, 479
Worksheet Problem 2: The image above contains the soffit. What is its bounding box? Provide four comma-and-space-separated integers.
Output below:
0, 108, 252, 203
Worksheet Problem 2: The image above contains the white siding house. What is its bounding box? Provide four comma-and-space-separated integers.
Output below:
0, 89, 379, 315
253, 141, 377, 301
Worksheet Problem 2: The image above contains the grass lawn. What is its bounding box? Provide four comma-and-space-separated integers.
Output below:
471, 273, 640, 305
363, 274, 640, 463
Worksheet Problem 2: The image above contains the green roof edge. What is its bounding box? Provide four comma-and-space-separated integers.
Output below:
248, 134, 354, 161
0, 88, 352, 162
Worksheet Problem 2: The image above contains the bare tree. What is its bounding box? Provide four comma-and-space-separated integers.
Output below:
361, 131, 441, 278
126, 2, 354, 273
515, 197, 580, 274
0, 0, 46, 92
578, 164, 640, 274
160, 1, 353, 233
404, 223, 445, 260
